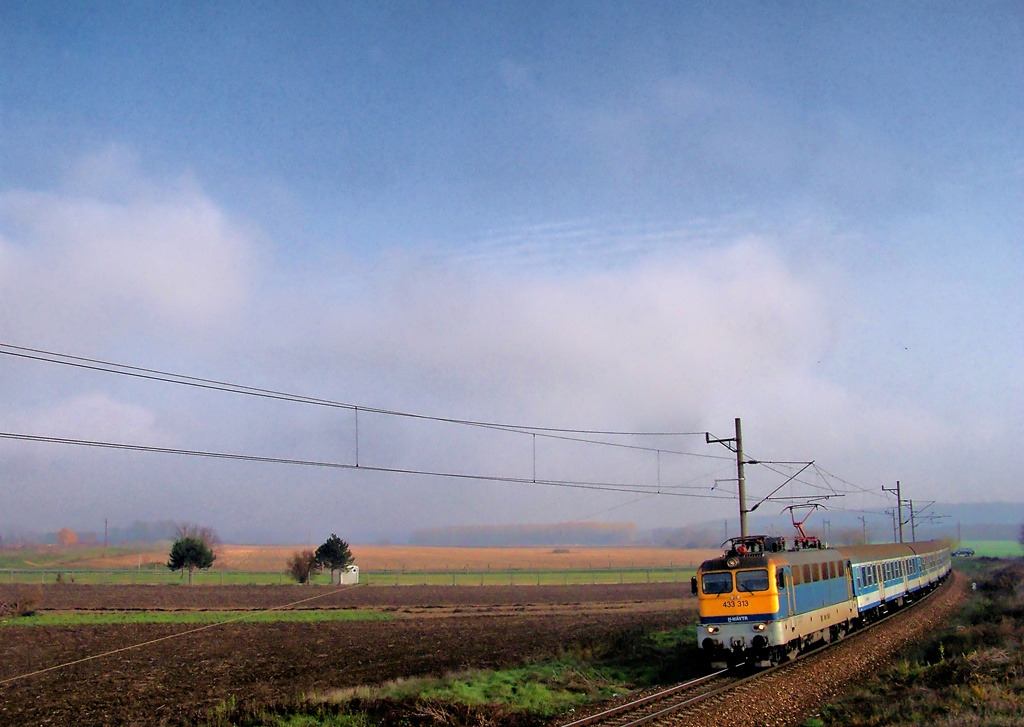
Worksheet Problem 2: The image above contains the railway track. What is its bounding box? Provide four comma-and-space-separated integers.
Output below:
554, 575, 963, 727
557, 669, 737, 727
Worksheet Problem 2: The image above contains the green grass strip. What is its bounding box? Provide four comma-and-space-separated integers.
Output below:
0, 609, 390, 627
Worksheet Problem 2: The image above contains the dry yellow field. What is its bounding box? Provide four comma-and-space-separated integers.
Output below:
93, 544, 717, 572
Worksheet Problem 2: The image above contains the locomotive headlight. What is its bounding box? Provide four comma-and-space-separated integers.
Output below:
706, 625, 720, 634
752, 623, 767, 631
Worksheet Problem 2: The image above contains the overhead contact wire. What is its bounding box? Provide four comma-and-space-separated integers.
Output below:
0, 344, 730, 461
0, 432, 736, 500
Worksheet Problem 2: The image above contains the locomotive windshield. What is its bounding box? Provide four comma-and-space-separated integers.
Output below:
736, 569, 770, 593
701, 571, 733, 594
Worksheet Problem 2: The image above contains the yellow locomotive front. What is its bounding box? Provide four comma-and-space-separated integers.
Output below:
693, 536, 786, 666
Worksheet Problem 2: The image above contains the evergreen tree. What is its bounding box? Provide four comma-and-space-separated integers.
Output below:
167, 536, 216, 585
315, 534, 354, 583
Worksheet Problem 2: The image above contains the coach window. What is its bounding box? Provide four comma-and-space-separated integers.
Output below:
792, 566, 802, 586
702, 572, 733, 595
829, 562, 837, 579
803, 564, 812, 584
737, 569, 770, 593
838, 561, 845, 577
811, 563, 820, 582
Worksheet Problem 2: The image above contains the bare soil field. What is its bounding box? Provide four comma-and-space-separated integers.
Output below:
77, 545, 717, 572
0, 581, 691, 612
0, 583, 696, 727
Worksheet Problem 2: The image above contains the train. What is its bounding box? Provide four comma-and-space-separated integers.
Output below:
692, 530, 951, 668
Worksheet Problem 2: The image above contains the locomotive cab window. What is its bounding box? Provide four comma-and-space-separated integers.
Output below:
736, 569, 769, 592
702, 571, 733, 595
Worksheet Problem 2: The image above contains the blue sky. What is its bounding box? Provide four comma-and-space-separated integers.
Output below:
1, 3, 1021, 543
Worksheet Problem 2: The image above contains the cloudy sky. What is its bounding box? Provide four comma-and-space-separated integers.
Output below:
1, 3, 1021, 543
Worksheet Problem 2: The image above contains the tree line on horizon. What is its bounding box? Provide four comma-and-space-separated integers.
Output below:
410, 522, 637, 547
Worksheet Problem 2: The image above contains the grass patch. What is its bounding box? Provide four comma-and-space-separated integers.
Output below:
333, 659, 629, 716
957, 540, 1023, 558
1, 566, 697, 587
0, 609, 389, 627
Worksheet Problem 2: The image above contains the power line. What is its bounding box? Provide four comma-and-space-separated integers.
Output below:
0, 342, 890, 510
0, 342, 730, 461
0, 431, 736, 500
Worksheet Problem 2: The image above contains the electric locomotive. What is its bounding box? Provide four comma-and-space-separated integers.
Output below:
693, 532, 950, 667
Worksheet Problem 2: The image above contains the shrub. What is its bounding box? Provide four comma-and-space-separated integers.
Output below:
288, 550, 319, 584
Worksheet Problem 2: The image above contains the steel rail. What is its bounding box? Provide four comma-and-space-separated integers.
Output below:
557, 668, 732, 727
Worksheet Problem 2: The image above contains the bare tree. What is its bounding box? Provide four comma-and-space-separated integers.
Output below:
175, 523, 220, 552
287, 550, 319, 584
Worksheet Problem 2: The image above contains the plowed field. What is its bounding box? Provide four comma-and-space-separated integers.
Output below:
0, 583, 696, 726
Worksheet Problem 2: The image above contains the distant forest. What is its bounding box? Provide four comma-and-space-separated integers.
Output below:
410, 522, 637, 547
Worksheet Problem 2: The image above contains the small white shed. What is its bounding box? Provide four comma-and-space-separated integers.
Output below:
340, 565, 359, 584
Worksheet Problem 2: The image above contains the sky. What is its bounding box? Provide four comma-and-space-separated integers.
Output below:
1, 2, 1022, 544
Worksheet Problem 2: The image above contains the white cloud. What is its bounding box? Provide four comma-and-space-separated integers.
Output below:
0, 149, 259, 345
9, 393, 160, 444
318, 236, 830, 425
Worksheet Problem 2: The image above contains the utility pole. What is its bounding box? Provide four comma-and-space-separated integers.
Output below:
885, 508, 898, 543
882, 481, 904, 543
858, 516, 868, 544
908, 500, 917, 542
735, 418, 747, 538
707, 418, 748, 538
